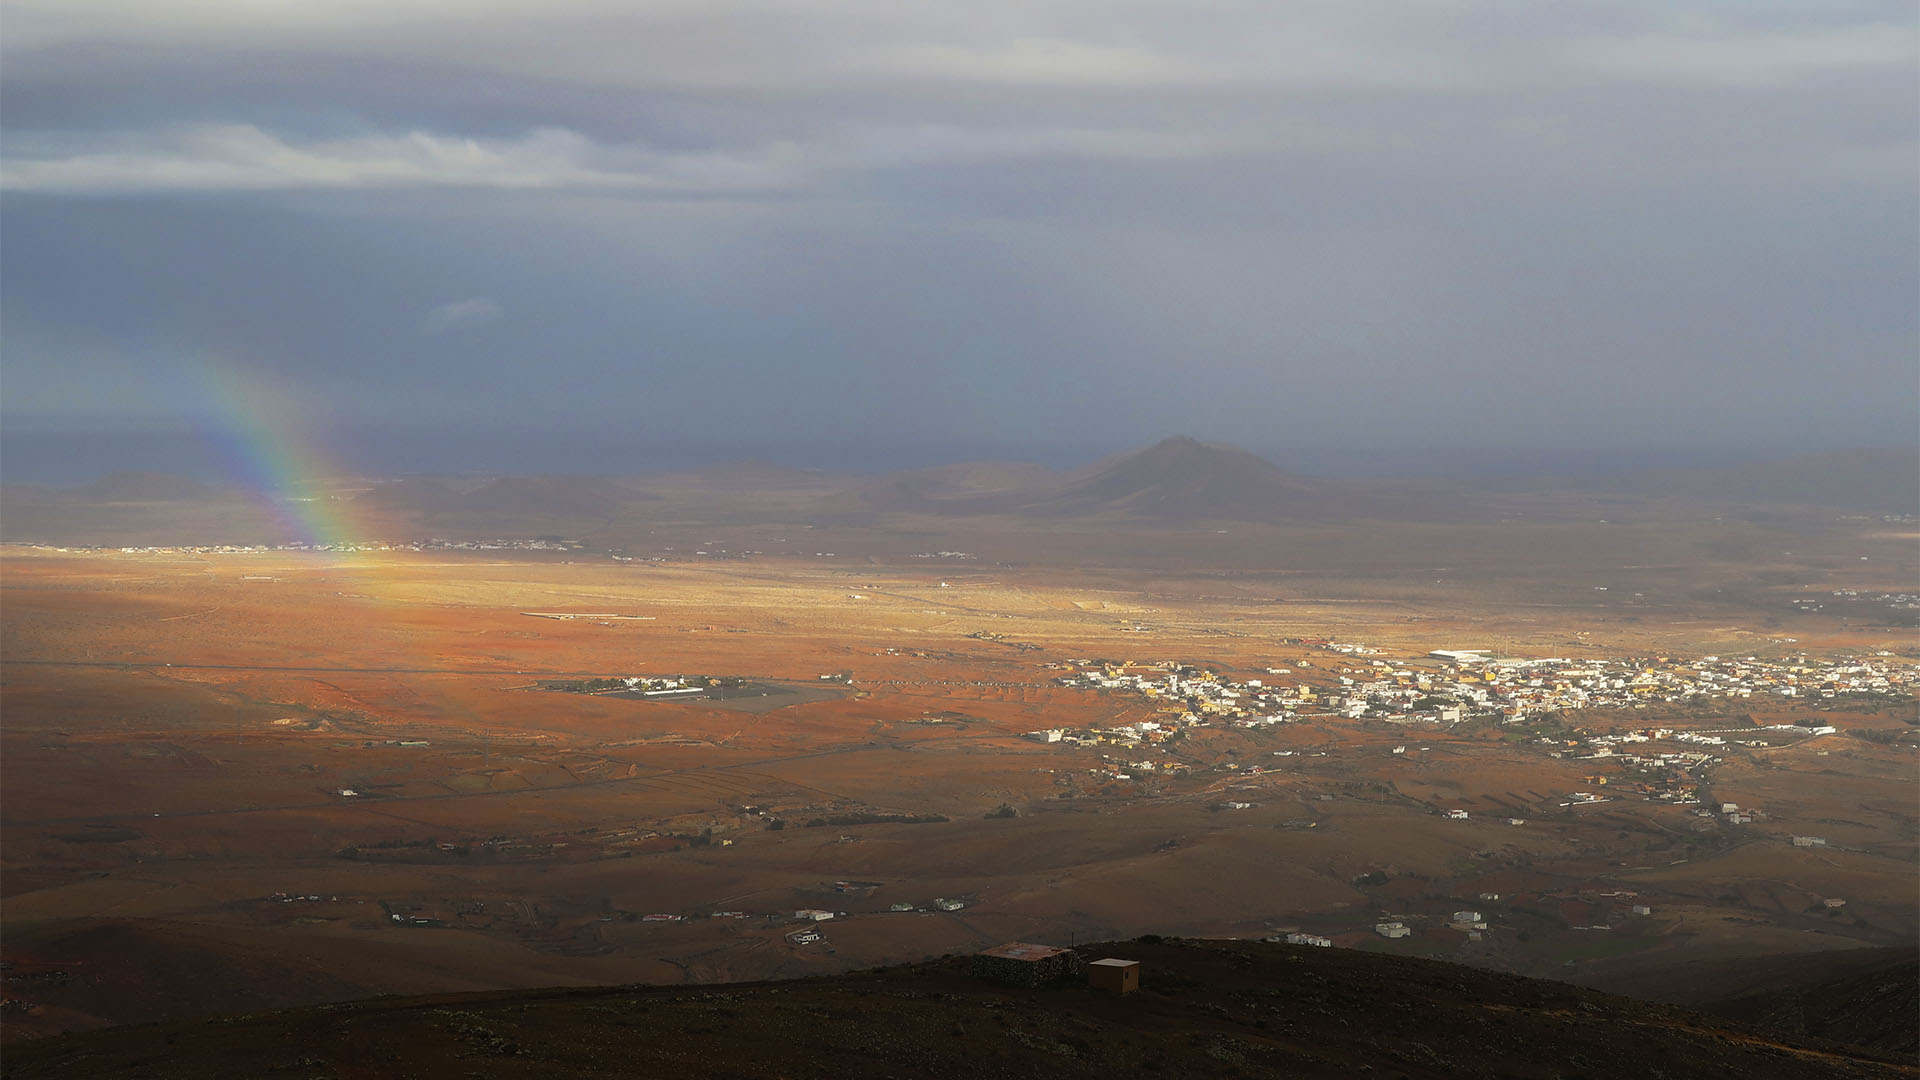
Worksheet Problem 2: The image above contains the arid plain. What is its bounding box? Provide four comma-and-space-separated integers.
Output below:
2, 444, 1916, 1042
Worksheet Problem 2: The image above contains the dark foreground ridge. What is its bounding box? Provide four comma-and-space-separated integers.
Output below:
7, 938, 1915, 1079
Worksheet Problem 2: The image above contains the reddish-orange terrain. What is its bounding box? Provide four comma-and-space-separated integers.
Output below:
3, 527, 1914, 1049
6, 422, 1920, 1050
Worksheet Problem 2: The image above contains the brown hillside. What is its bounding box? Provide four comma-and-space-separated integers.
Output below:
6, 938, 1914, 1079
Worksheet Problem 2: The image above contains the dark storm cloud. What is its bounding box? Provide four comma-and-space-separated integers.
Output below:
2, 1, 1914, 477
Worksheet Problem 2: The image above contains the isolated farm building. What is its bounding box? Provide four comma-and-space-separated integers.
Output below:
795, 909, 835, 921
971, 942, 1085, 987
1374, 921, 1411, 939
1087, 958, 1141, 994
933, 897, 965, 912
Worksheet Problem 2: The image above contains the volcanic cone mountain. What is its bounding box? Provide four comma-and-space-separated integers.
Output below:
829, 437, 1389, 522
1030, 436, 1335, 521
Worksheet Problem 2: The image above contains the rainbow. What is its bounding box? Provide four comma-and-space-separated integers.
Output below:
189, 356, 370, 550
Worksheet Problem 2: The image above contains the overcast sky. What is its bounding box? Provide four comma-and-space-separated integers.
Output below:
3, 1, 1915, 480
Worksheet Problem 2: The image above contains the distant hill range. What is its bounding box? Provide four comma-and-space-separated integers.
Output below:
828, 436, 1417, 522
75, 472, 226, 502
831, 459, 1061, 512
356, 475, 649, 520
638, 459, 851, 493
3, 439, 1913, 544
1492, 447, 1920, 515
7, 937, 1912, 1079
1613, 448, 1919, 514
1027, 436, 1360, 521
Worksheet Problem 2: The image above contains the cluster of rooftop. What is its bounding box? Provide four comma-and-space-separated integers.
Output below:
1339, 651, 1913, 720
1049, 651, 1913, 743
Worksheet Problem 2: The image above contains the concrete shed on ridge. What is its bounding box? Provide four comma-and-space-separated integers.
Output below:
1087, 958, 1140, 994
